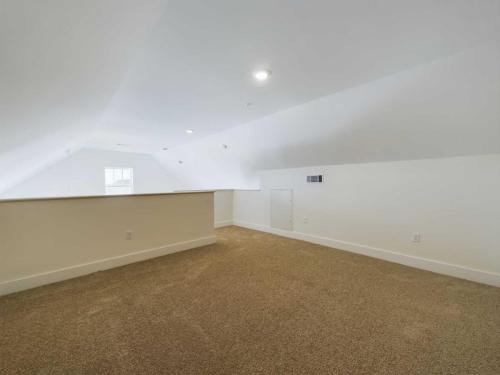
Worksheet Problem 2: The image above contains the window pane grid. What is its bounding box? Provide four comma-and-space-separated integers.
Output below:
104, 168, 133, 195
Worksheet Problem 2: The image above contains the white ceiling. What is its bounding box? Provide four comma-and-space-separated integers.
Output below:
0, 0, 168, 191
1, 0, 499, 191
153, 42, 500, 189
89, 0, 500, 152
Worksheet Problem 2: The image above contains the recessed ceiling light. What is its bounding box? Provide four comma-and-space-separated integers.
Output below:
253, 69, 271, 81
185, 129, 194, 134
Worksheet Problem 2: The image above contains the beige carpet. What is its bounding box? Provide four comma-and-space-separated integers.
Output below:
1, 226, 499, 374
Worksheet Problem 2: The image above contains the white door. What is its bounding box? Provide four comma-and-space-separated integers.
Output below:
270, 189, 293, 231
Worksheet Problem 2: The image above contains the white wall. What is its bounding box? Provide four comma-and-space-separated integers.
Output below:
1, 148, 181, 199
233, 154, 500, 286
214, 190, 234, 228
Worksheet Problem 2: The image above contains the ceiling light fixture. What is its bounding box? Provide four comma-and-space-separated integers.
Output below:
185, 129, 194, 134
253, 69, 271, 82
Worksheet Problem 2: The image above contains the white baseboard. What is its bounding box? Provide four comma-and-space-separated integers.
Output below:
0, 235, 217, 297
215, 220, 233, 228
233, 221, 500, 288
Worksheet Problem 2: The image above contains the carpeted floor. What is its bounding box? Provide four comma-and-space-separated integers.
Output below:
1, 226, 499, 374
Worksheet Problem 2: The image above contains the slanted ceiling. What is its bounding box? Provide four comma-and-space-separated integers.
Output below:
1, 0, 500, 192
0, 0, 168, 192
154, 43, 500, 189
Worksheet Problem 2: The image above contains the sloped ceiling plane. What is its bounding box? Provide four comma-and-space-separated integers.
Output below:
1, 0, 499, 191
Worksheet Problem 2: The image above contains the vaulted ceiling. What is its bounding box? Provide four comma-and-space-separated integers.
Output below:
90, 0, 500, 153
1, 0, 500, 191
0, 0, 169, 191
153, 43, 500, 189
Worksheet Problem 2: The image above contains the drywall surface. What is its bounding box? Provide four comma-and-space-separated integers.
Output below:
214, 190, 233, 227
1, 148, 180, 199
0, 192, 215, 295
0, 1, 169, 193
233, 154, 500, 285
155, 42, 500, 189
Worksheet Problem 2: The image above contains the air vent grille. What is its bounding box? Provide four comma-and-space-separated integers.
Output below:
306, 175, 323, 183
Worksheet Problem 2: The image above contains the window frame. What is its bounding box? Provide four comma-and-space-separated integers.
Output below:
104, 167, 134, 195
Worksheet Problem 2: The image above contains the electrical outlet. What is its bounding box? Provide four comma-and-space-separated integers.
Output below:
412, 232, 421, 243
303, 217, 309, 224
126, 231, 133, 240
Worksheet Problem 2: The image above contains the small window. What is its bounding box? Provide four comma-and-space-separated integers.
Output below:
104, 168, 134, 195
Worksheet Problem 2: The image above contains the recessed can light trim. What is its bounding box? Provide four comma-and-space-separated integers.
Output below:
253, 69, 271, 81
